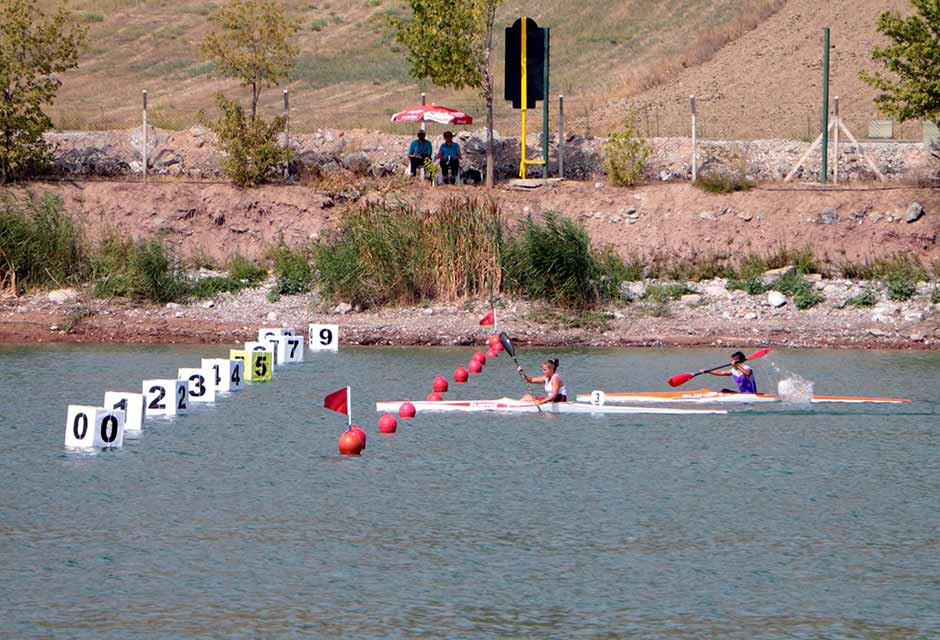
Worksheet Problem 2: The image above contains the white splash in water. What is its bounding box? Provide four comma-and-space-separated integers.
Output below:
777, 375, 814, 403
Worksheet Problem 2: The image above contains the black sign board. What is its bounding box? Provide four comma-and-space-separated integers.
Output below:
504, 17, 545, 109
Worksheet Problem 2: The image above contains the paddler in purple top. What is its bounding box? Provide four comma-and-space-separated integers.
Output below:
701, 351, 758, 393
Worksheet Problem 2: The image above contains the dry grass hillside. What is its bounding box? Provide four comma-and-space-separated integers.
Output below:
607, 0, 920, 140
37, 0, 914, 140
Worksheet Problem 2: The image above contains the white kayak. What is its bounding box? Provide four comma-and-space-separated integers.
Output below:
576, 388, 913, 405
375, 398, 727, 416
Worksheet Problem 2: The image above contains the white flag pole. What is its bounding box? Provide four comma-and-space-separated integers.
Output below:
346, 386, 352, 428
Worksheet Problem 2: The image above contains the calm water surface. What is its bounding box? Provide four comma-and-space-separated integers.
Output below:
1, 345, 938, 639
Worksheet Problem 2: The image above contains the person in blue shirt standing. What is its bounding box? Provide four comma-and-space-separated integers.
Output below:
407, 130, 433, 177
437, 131, 461, 184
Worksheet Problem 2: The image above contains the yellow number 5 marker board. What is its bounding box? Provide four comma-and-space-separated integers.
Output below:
229, 349, 272, 382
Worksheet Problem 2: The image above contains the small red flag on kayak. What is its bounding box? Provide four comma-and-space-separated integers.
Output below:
479, 309, 495, 325
324, 387, 349, 415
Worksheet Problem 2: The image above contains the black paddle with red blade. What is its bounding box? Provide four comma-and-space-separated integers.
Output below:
668, 348, 772, 387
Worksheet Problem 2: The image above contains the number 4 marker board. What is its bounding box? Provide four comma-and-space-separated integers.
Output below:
65, 406, 125, 449
309, 324, 339, 352
201, 358, 244, 393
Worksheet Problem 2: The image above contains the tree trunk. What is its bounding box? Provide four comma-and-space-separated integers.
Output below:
251, 82, 258, 122
483, 4, 496, 188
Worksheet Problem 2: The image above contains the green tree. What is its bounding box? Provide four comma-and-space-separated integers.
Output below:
393, 0, 502, 187
200, 0, 299, 121
860, 0, 940, 125
604, 110, 650, 186
0, 0, 87, 182
203, 94, 291, 188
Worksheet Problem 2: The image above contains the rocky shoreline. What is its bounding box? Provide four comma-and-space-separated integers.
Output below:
3, 270, 938, 350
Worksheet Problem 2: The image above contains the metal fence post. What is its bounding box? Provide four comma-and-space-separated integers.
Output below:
558, 94, 565, 179
283, 90, 290, 148
142, 90, 148, 183
690, 95, 697, 182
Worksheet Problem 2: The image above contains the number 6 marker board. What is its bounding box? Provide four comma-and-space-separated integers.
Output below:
65, 406, 125, 449
309, 324, 339, 352
142, 379, 190, 417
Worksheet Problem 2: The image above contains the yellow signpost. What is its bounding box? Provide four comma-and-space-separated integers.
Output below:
518, 17, 545, 179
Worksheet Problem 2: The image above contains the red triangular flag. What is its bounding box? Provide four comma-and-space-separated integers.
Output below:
479, 309, 495, 326
324, 387, 349, 415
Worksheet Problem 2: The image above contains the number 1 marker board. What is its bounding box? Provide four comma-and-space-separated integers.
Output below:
103, 391, 147, 432
65, 406, 125, 449
201, 358, 244, 393
308, 324, 339, 351
178, 368, 217, 403
142, 379, 190, 417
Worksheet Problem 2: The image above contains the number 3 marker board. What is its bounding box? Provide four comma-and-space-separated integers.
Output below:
308, 324, 339, 351
201, 358, 244, 393
178, 368, 216, 403
229, 350, 272, 382
65, 406, 125, 449
103, 391, 147, 432
142, 379, 190, 416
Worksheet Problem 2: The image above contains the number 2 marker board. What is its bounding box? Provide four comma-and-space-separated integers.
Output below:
142, 379, 190, 416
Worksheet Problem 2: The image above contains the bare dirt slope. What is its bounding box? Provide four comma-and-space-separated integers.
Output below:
611, 0, 913, 139
20, 179, 940, 268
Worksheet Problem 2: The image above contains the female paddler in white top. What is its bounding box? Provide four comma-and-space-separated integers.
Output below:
517, 358, 568, 404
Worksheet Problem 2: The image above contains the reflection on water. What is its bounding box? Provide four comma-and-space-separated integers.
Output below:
1, 344, 938, 639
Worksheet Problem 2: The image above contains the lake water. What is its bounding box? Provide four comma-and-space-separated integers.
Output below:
1, 344, 939, 639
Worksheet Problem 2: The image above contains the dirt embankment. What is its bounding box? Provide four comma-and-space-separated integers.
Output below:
20, 179, 940, 266
2, 178, 940, 350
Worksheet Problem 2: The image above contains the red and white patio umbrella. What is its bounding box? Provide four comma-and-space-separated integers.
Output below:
391, 104, 474, 126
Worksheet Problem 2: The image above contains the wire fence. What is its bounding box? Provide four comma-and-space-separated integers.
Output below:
51, 93, 928, 143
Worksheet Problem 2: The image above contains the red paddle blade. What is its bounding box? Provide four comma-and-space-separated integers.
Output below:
746, 347, 772, 361
668, 372, 696, 387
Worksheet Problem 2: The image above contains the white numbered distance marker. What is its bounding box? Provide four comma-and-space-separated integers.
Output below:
142, 379, 190, 417
258, 327, 295, 341
178, 368, 216, 403
201, 358, 244, 393
590, 390, 606, 406
278, 335, 304, 364
65, 406, 125, 449
103, 391, 147, 432
308, 324, 339, 352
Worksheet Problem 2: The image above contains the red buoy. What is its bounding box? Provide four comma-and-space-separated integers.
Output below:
378, 413, 397, 433
468, 359, 483, 374
400, 399, 416, 419
432, 375, 449, 393
485, 347, 498, 359
426, 391, 443, 401
349, 425, 367, 450
338, 430, 364, 456
488, 334, 500, 347
493, 340, 504, 352
454, 367, 469, 383
472, 351, 487, 365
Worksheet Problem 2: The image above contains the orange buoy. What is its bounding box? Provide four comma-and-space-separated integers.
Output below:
426, 391, 443, 401
338, 429, 364, 456
468, 359, 483, 374
485, 347, 498, 359
454, 367, 469, 383
493, 340, 504, 352
400, 399, 416, 419
349, 425, 367, 450
378, 413, 397, 433
432, 375, 449, 393
488, 334, 500, 347
472, 351, 486, 365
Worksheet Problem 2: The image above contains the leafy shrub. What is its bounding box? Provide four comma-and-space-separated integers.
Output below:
0, 193, 87, 292
931, 287, 940, 304
847, 289, 878, 308
268, 245, 314, 300
793, 287, 824, 310
643, 283, 695, 302
728, 278, 767, 295
837, 254, 927, 282
203, 93, 291, 188
885, 273, 916, 301
693, 171, 755, 193
503, 212, 626, 308
91, 233, 187, 303
189, 276, 247, 298
227, 253, 266, 284
773, 271, 824, 309
604, 111, 650, 186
